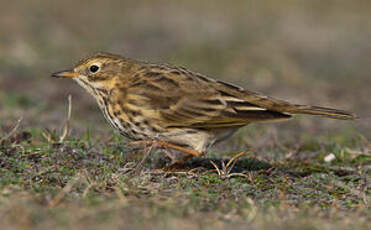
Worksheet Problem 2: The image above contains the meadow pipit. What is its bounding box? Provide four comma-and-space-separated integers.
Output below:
51, 52, 356, 158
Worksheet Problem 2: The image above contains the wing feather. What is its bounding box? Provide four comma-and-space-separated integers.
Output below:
124, 68, 291, 129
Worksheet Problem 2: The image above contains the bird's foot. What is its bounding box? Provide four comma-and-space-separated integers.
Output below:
128, 140, 204, 157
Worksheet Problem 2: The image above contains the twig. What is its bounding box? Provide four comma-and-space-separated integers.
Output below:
114, 185, 128, 204
82, 182, 96, 198
209, 151, 247, 179
59, 94, 72, 142
49, 172, 82, 208
138, 142, 156, 166
82, 169, 96, 198
0, 117, 23, 143
209, 160, 221, 176
41, 128, 53, 142
225, 173, 248, 179
225, 151, 245, 170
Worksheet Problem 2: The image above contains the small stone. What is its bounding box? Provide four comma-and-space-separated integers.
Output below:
324, 153, 336, 163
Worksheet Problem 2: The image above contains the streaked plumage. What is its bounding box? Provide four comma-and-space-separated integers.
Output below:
52, 52, 356, 156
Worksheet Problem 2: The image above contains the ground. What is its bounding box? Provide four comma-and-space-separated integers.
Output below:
0, 119, 369, 229
0, 1, 370, 229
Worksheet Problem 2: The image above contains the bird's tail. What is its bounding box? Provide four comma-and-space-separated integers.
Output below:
284, 105, 357, 120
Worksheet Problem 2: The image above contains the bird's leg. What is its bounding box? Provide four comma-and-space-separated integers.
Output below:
128, 140, 205, 171
162, 149, 178, 163
128, 140, 204, 158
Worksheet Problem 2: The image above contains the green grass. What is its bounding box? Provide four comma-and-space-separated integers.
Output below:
1, 1, 370, 229
0, 126, 369, 230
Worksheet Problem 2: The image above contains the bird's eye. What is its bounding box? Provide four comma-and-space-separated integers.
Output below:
89, 65, 99, 73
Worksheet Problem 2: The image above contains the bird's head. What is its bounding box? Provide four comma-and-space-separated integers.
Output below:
51, 52, 134, 93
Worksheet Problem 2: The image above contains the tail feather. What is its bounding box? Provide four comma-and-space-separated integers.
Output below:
220, 88, 357, 121
285, 105, 357, 120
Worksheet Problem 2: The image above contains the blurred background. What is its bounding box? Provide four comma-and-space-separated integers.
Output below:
0, 0, 370, 148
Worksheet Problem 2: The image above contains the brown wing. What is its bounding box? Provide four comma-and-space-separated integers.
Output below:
123, 65, 292, 129
211, 78, 355, 120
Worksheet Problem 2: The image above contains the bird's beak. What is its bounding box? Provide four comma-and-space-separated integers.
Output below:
51, 69, 78, 78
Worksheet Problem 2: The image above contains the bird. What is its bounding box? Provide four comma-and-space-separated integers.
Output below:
51, 52, 356, 159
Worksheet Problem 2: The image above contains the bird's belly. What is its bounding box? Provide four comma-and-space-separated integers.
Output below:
98, 104, 153, 140
98, 100, 239, 151
158, 128, 214, 153
101, 104, 240, 151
